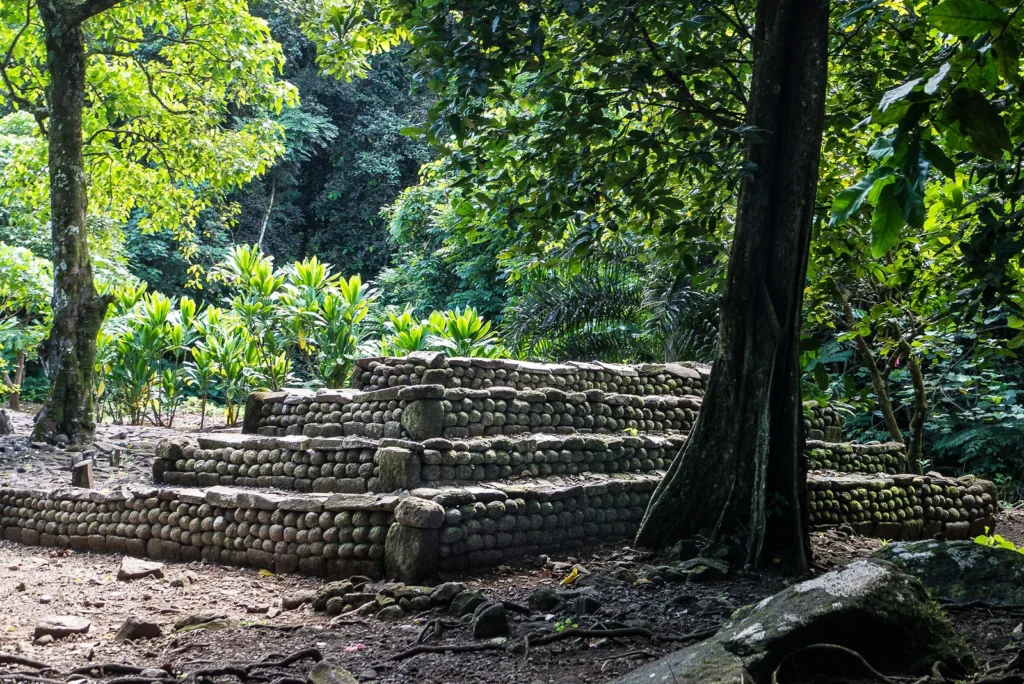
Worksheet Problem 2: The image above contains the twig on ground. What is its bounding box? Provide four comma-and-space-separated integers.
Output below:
769, 643, 895, 684
417, 618, 443, 644
69, 663, 145, 676
247, 624, 310, 632
938, 600, 1024, 611
600, 649, 657, 672
253, 649, 323, 669
393, 642, 508, 660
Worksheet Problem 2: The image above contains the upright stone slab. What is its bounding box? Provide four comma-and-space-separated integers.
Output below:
376, 447, 420, 491
400, 399, 444, 441
385, 499, 443, 583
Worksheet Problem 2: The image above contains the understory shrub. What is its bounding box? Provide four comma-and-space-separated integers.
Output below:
87, 245, 506, 427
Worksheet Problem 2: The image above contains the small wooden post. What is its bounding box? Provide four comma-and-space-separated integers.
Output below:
72, 459, 94, 489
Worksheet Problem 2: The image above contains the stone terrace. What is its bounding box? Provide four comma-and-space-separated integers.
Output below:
0, 352, 998, 584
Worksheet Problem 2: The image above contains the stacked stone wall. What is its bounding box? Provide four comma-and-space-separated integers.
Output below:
407, 473, 660, 570
353, 352, 709, 396
250, 385, 702, 440
0, 485, 396, 579
156, 434, 909, 494
807, 473, 997, 540
157, 435, 381, 494
803, 402, 845, 441
805, 440, 907, 474
154, 434, 685, 493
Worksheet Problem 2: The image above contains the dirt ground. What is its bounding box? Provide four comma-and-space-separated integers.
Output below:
0, 533, 845, 683
3, 410, 1024, 683
0, 519, 1022, 684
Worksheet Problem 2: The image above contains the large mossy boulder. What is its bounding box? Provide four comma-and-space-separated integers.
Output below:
613, 560, 973, 684
874, 539, 1024, 605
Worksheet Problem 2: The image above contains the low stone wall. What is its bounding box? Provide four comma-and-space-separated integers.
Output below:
807, 473, 997, 540
803, 402, 845, 442
0, 484, 396, 579
1, 469, 1002, 584
154, 434, 686, 494
157, 434, 915, 495
353, 352, 710, 397
805, 440, 907, 474
413, 433, 684, 483
156, 435, 382, 494
249, 385, 702, 441
409, 473, 661, 571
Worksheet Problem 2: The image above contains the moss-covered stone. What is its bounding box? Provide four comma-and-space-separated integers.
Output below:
874, 539, 1024, 605
613, 560, 973, 683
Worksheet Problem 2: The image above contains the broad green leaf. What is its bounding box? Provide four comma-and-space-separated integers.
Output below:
867, 174, 896, 204
921, 140, 956, 179
879, 79, 921, 111
924, 62, 952, 94
870, 183, 904, 258
868, 136, 894, 160
1009, 315, 1024, 330
950, 88, 1012, 159
829, 166, 894, 227
894, 176, 926, 229
927, 0, 1007, 35
994, 31, 1020, 82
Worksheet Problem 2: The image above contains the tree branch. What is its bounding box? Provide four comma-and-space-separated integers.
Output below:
66, 0, 126, 28
0, 0, 46, 129
632, 15, 743, 128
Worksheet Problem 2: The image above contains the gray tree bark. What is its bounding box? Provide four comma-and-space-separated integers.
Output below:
31, 0, 120, 443
635, 0, 831, 572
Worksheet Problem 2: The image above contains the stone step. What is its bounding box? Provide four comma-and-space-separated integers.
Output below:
0, 483, 397, 580
353, 352, 710, 398
156, 434, 905, 496
248, 383, 703, 441
0, 469, 1000, 583
805, 439, 906, 474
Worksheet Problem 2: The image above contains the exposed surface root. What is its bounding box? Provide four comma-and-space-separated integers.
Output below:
770, 643, 896, 684
393, 625, 718, 661
0, 653, 51, 671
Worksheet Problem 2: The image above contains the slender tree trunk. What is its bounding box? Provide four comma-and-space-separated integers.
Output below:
899, 338, 926, 474
257, 178, 276, 248
635, 0, 830, 571
31, 4, 112, 443
9, 350, 26, 410
200, 389, 207, 430
839, 292, 905, 443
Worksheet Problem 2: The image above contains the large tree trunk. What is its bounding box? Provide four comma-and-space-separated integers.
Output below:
31, 4, 111, 444
635, 0, 830, 571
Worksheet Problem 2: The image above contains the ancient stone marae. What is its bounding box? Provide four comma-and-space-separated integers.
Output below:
0, 352, 998, 584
